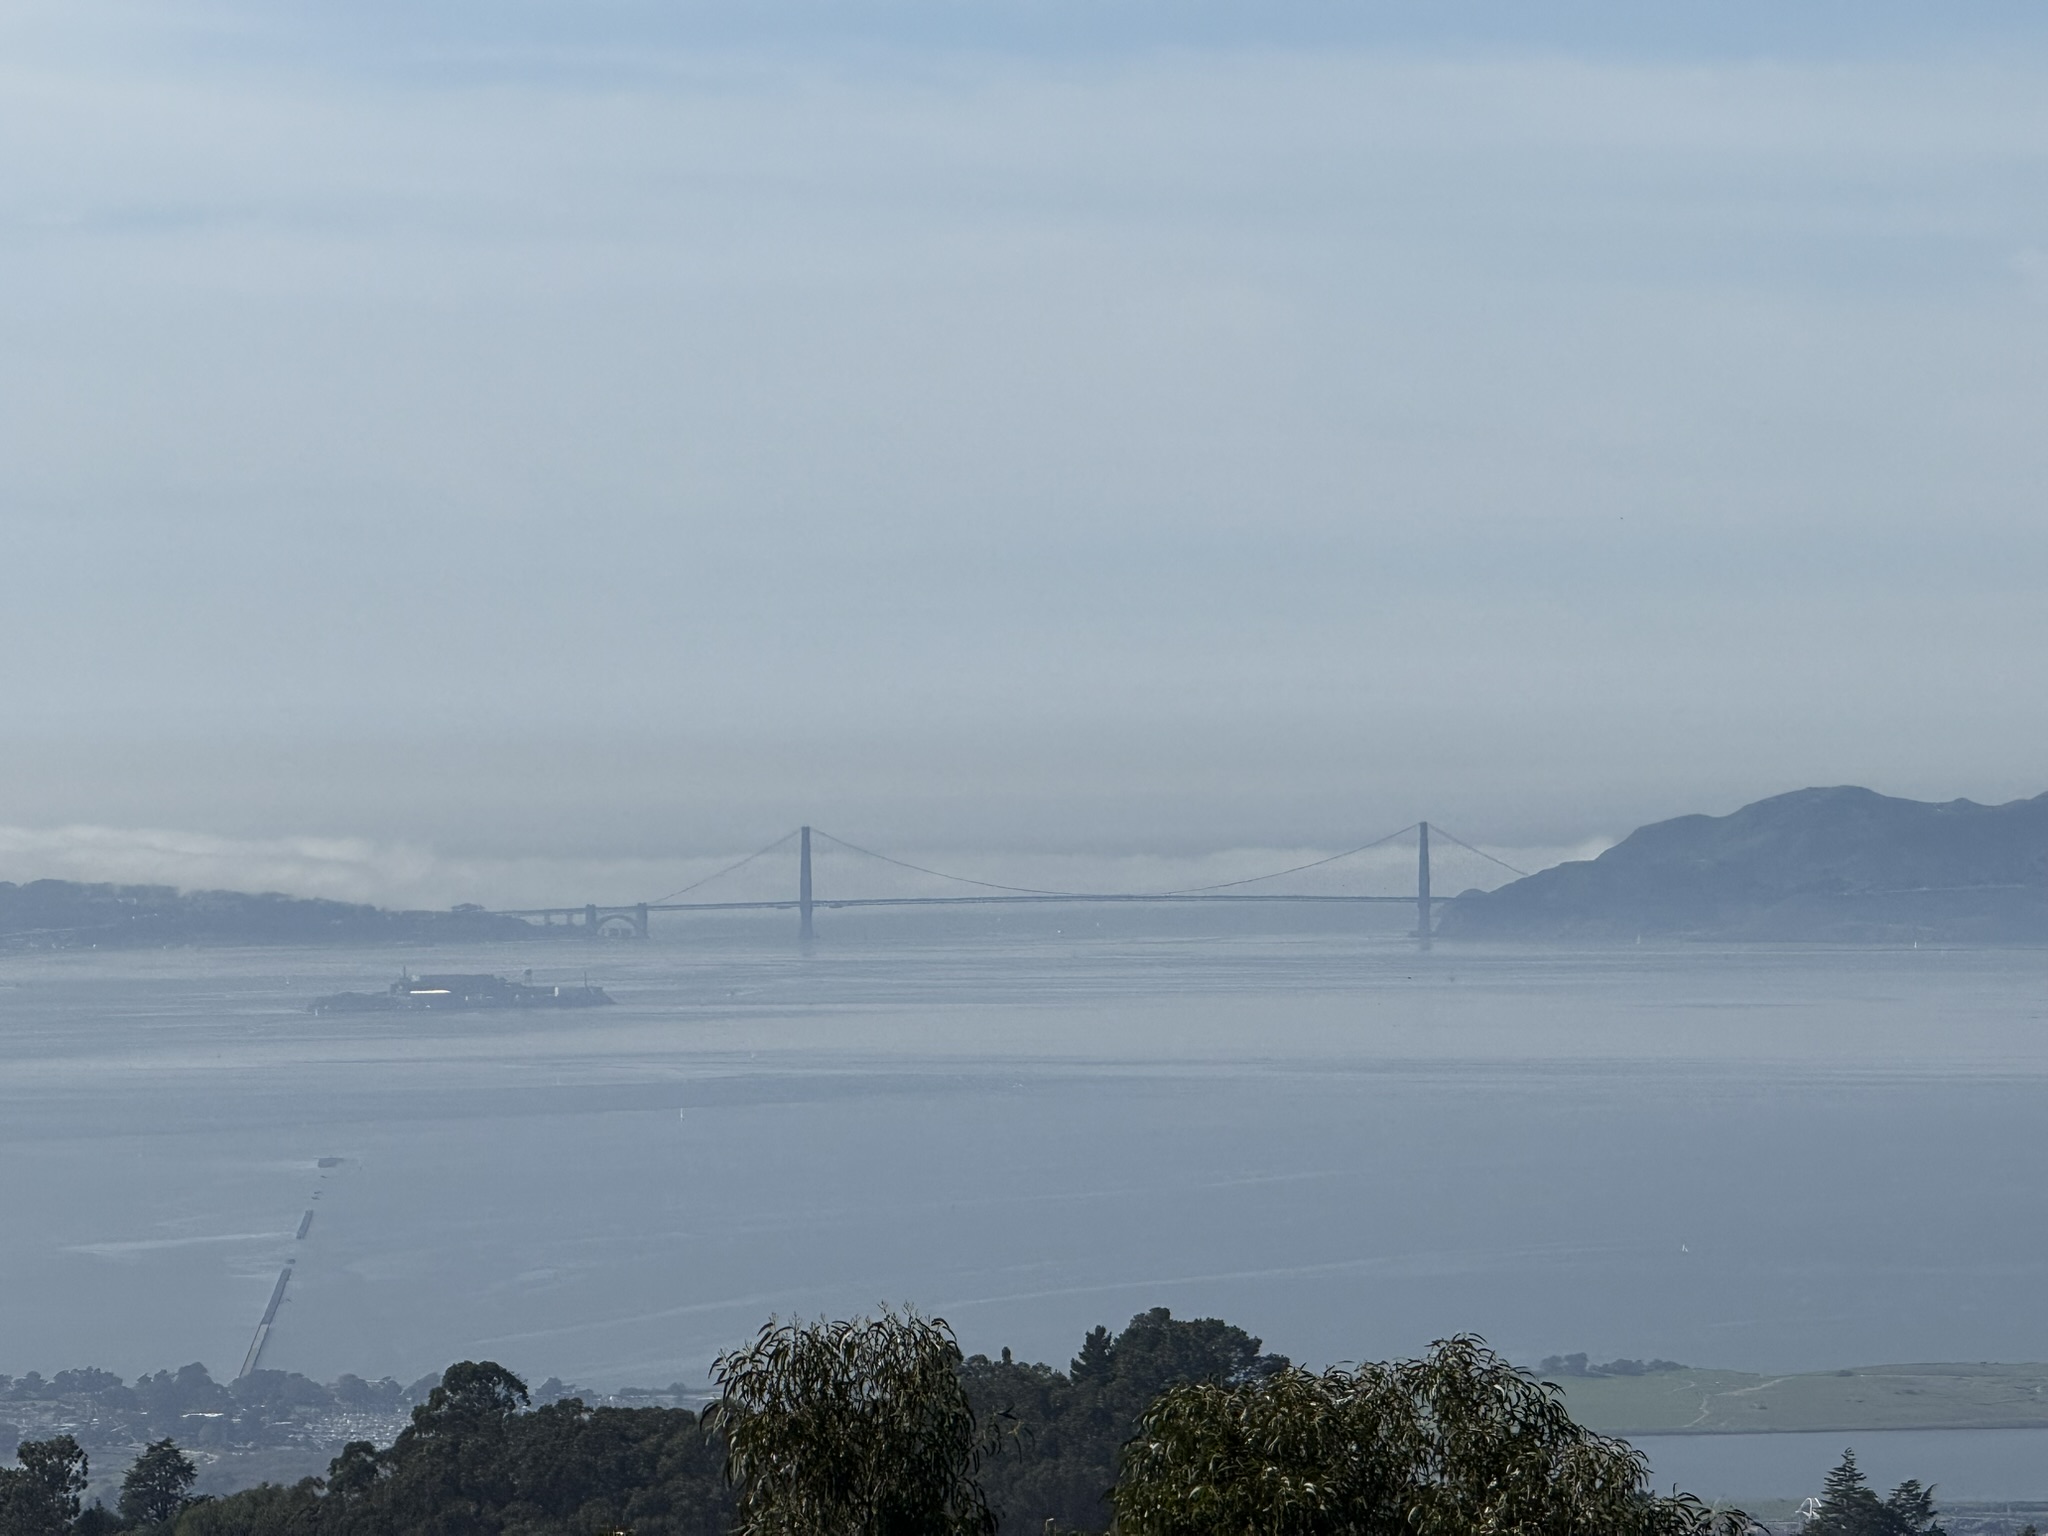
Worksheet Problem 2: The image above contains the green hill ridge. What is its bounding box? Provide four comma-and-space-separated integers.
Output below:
1442, 785, 2048, 943
1553, 1361, 2048, 1435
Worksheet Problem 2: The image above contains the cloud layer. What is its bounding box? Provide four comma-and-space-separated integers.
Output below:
0, 821, 1598, 912
4, 5, 2047, 852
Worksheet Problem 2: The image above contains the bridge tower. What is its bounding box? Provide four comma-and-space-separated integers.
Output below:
1416, 821, 1432, 948
799, 826, 815, 941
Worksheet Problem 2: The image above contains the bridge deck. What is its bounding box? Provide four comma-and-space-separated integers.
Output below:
493, 892, 1464, 918
487, 821, 1507, 928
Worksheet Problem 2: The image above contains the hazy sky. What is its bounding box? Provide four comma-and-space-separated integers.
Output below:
6, 2, 2048, 902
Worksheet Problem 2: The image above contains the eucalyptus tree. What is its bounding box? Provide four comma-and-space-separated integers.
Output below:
1114, 1335, 1747, 1536
710, 1309, 999, 1536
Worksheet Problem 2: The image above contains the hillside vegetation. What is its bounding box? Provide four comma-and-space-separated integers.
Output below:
1555, 1360, 2048, 1435
2, 1314, 1762, 1536
0, 881, 537, 950
1441, 786, 2048, 942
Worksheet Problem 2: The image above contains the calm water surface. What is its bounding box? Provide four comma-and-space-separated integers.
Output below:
3, 920, 2046, 1495
1641, 1428, 2048, 1504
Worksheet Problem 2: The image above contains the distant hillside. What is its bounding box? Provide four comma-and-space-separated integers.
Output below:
1552, 1360, 2048, 1435
0, 879, 540, 950
1438, 786, 2048, 942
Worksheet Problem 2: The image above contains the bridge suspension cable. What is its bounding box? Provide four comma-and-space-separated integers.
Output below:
641, 829, 800, 906
818, 821, 1504, 900
810, 829, 1083, 897
1163, 824, 1420, 895
622, 819, 1529, 916
1424, 823, 1530, 879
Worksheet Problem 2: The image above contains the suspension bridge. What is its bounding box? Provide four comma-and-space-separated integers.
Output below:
490, 821, 1527, 946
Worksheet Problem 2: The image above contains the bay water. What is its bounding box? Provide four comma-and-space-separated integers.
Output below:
4, 912, 2047, 1502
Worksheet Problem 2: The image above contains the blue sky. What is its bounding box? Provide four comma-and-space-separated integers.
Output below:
4, 1, 2048, 897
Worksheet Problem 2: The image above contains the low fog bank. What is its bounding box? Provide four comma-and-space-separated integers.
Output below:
0, 822, 1596, 912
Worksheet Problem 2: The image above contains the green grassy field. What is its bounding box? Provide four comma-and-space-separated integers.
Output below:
1555, 1363, 2048, 1434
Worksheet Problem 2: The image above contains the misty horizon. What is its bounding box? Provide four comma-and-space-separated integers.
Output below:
7, 3, 2048, 868
4, 775, 2042, 913
11, 2, 2048, 1522
0, 813, 1599, 912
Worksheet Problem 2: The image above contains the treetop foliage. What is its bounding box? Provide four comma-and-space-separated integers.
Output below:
710, 1309, 995, 1536
962, 1305, 1289, 1535
1536, 1355, 1686, 1379
1113, 1335, 1743, 1536
0, 1434, 88, 1536
1806, 1449, 1947, 1536
118, 1441, 198, 1530
2, 1313, 1949, 1536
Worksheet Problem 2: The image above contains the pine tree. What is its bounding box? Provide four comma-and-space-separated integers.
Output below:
118, 1438, 198, 1528
1068, 1326, 1113, 1385
1882, 1477, 1945, 1536
1808, 1449, 1890, 1536
1806, 1451, 1946, 1536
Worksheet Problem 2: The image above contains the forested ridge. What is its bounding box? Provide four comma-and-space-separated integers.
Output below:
1439, 786, 2048, 943
0, 1309, 1946, 1536
4, 1310, 1254, 1536
0, 881, 536, 950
